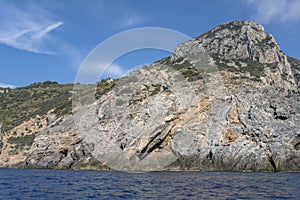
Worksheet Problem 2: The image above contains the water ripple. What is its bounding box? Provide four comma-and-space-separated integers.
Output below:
0, 169, 299, 199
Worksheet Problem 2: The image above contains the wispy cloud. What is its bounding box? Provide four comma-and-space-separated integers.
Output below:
114, 7, 148, 28
0, 2, 63, 54
104, 64, 127, 77
123, 14, 143, 27
246, 0, 300, 24
82, 60, 126, 80
0, 82, 16, 88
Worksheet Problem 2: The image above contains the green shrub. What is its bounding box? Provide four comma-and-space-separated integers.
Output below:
7, 134, 35, 150
95, 79, 118, 100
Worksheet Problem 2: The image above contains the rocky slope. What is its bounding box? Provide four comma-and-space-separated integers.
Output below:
1, 20, 299, 171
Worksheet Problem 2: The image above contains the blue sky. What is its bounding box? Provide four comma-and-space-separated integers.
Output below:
0, 0, 300, 87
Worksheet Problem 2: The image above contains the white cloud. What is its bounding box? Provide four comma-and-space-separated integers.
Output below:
82, 60, 126, 79
123, 15, 142, 27
32, 22, 63, 41
104, 64, 127, 77
0, 2, 63, 54
0, 82, 16, 88
115, 11, 146, 28
247, 0, 300, 24
77, 60, 152, 85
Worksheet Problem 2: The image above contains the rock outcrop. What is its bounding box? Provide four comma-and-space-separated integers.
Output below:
1, 20, 299, 171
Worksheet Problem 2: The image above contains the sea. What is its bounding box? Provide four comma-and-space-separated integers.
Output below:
0, 169, 299, 199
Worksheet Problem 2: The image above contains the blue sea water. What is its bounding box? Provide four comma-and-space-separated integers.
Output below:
0, 169, 299, 199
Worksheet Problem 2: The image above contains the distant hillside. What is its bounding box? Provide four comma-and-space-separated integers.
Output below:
0, 79, 117, 132
0, 81, 73, 131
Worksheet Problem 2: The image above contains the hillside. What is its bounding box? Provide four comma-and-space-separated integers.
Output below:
0, 79, 117, 167
0, 20, 299, 171
0, 81, 73, 131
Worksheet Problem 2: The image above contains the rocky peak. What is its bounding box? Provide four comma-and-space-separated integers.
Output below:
173, 20, 283, 64
171, 20, 297, 93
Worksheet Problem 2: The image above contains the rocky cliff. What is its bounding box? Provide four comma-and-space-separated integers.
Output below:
1, 20, 299, 171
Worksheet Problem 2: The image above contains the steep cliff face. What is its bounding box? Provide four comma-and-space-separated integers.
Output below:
1, 20, 300, 171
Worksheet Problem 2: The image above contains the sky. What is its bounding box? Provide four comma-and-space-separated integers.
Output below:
0, 0, 300, 88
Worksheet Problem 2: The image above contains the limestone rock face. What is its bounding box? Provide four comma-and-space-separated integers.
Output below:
173, 21, 281, 63
25, 117, 107, 170
172, 20, 297, 93
1, 20, 299, 171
